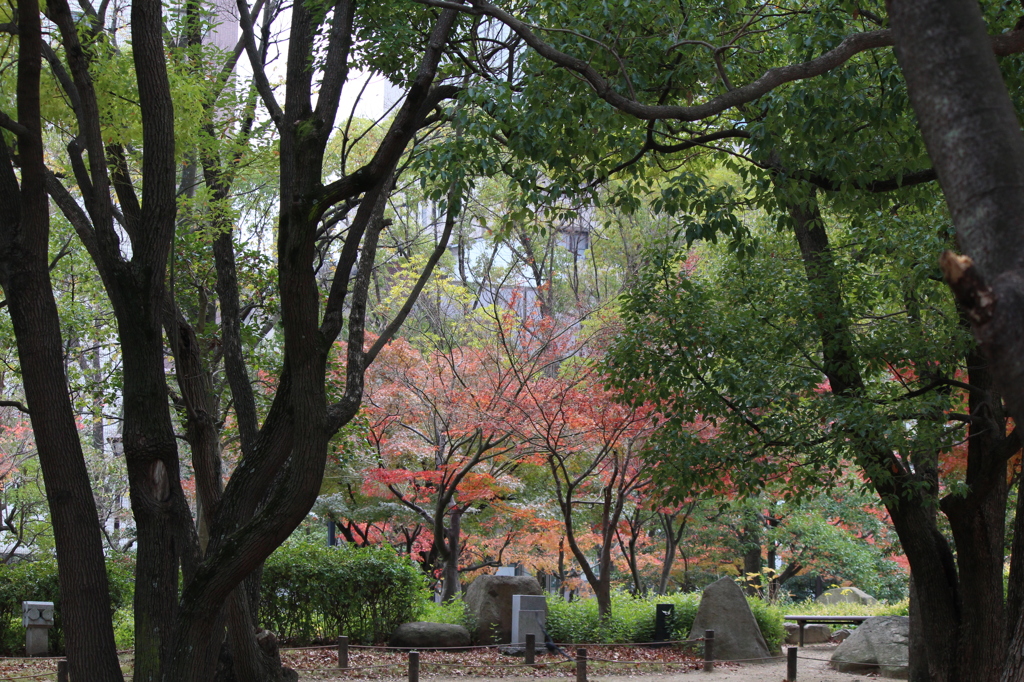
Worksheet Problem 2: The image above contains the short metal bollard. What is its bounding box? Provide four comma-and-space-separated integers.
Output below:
57, 660, 68, 682
576, 647, 587, 682
703, 629, 715, 672
787, 645, 797, 681
525, 633, 535, 665
338, 635, 349, 669
408, 650, 420, 682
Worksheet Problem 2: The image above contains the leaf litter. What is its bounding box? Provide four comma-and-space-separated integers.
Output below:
281, 645, 704, 680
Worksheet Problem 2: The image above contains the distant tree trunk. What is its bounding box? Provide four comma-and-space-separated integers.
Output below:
440, 507, 463, 602
657, 503, 694, 595
658, 541, 676, 596
739, 512, 763, 596
616, 505, 652, 596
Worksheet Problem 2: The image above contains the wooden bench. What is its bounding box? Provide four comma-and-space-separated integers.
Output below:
784, 615, 871, 646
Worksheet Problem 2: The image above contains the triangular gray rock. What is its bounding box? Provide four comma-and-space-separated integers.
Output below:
688, 577, 771, 661
831, 616, 909, 679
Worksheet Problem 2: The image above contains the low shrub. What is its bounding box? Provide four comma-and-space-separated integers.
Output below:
546, 592, 659, 644
544, 590, 783, 650
0, 555, 134, 655
259, 541, 426, 645
746, 597, 785, 653
416, 598, 475, 631
630, 592, 702, 643
544, 585, 782, 647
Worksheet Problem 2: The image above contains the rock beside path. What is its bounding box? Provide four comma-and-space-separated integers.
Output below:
464, 575, 544, 644
389, 622, 472, 649
688, 577, 772, 661
831, 616, 909, 679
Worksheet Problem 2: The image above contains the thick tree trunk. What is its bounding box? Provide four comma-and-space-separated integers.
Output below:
1, 217, 125, 682
0, 3, 123, 678
908, 579, 930, 682
0, 162, 125, 682
939, 343, 1011, 681
886, 3, 1024, 679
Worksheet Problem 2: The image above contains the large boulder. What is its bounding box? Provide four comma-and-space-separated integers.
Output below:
464, 575, 544, 644
688, 577, 772, 661
816, 586, 878, 605
831, 616, 909, 679
389, 622, 472, 649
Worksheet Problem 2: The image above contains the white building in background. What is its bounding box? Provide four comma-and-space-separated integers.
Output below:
209, 0, 237, 50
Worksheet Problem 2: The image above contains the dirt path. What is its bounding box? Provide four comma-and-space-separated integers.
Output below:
296, 644, 876, 682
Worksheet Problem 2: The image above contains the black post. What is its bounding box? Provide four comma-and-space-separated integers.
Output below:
338, 635, 349, 669
525, 633, 535, 665
703, 630, 715, 672
409, 650, 420, 682
57, 660, 68, 682
328, 519, 337, 546
576, 647, 587, 682
787, 645, 797, 681
654, 603, 674, 646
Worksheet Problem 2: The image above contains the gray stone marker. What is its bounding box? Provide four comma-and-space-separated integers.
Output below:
22, 601, 54, 656
688, 577, 771, 661
465, 575, 544, 644
511, 594, 547, 646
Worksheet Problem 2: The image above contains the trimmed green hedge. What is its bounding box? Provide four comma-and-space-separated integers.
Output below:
259, 541, 426, 645
0, 556, 134, 655
544, 590, 785, 652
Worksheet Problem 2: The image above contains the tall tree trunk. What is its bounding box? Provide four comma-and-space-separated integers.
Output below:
0, 3, 123, 678
789, 186, 1017, 680
908, 578, 929, 682
940, 342, 1012, 681
884, 1, 1024, 674
786, 191, 965, 681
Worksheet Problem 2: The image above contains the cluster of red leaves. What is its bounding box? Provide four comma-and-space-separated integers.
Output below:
279, 645, 702, 681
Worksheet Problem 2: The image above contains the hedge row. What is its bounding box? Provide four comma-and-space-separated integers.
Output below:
258, 541, 425, 644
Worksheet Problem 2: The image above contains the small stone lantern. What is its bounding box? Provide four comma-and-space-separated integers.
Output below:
22, 601, 54, 656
